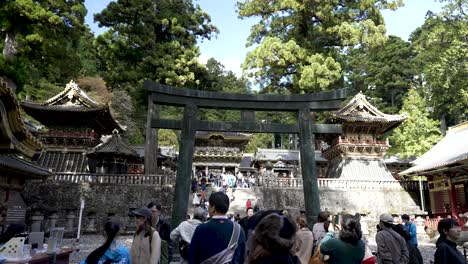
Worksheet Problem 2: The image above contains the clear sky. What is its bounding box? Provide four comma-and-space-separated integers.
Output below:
85, 0, 444, 76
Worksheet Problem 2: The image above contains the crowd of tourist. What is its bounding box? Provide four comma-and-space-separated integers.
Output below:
79, 191, 465, 264
192, 171, 260, 193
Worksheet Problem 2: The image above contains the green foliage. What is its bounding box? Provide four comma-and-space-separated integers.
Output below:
110, 89, 145, 144
388, 88, 442, 158
237, 0, 403, 93
94, 0, 218, 91
245, 133, 273, 153
158, 129, 179, 147
0, 0, 87, 98
410, 0, 468, 126
346, 35, 416, 114
194, 58, 251, 122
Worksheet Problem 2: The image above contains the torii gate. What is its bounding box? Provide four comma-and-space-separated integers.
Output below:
144, 80, 348, 227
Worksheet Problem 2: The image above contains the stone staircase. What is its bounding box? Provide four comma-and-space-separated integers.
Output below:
186, 187, 260, 217
226, 187, 260, 216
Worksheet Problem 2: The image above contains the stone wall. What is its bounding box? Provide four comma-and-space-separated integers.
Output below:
256, 186, 424, 216
23, 181, 174, 234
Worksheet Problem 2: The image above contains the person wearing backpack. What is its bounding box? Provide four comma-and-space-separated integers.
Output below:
80, 221, 130, 264
188, 191, 246, 264
130, 207, 161, 264
170, 208, 206, 263
148, 202, 172, 264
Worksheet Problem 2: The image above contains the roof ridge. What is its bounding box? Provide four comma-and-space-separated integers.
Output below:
44, 80, 98, 107
334, 92, 407, 121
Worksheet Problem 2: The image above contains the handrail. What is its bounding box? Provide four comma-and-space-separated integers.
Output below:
49, 172, 175, 186
259, 177, 428, 191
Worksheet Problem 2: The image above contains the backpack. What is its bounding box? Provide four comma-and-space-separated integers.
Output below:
134, 228, 168, 264
200, 222, 241, 264
178, 240, 190, 260
155, 220, 170, 264
159, 239, 169, 264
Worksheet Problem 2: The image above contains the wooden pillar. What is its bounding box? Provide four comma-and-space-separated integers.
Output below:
145, 95, 159, 174
298, 108, 320, 227
171, 103, 198, 228
448, 176, 458, 219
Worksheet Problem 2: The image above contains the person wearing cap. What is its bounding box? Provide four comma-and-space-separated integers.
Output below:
375, 213, 409, 264
401, 214, 417, 248
130, 207, 161, 264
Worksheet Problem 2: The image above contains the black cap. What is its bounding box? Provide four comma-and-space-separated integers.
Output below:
130, 208, 152, 220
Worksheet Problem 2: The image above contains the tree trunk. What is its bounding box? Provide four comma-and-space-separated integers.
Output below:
3, 31, 19, 92
439, 115, 447, 135
3, 31, 19, 62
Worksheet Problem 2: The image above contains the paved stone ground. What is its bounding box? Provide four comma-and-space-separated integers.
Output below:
62, 234, 467, 264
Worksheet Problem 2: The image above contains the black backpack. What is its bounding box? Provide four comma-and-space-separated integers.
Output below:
179, 240, 190, 260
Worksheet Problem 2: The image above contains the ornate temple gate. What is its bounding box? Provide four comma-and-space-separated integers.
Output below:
144, 81, 347, 227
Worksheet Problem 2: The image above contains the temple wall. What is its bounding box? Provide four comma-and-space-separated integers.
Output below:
22, 181, 174, 234
256, 186, 423, 216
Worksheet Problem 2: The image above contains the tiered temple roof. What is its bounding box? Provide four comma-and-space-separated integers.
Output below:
21, 80, 121, 135
89, 130, 140, 159
0, 79, 50, 178
323, 92, 406, 180
194, 132, 250, 161
330, 92, 407, 134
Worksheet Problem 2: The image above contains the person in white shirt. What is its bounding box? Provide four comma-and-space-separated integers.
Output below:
170, 208, 206, 264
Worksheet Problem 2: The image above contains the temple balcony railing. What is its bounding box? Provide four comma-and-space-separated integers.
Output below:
259, 177, 428, 191
47, 171, 176, 186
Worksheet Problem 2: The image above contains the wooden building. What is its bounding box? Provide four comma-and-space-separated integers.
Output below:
400, 121, 468, 218
192, 131, 250, 175
253, 148, 328, 178
323, 92, 407, 180
21, 80, 129, 174
87, 131, 142, 174
0, 79, 50, 224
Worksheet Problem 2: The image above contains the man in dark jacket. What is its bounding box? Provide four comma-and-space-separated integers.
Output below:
376, 213, 409, 264
239, 207, 254, 240
189, 192, 245, 264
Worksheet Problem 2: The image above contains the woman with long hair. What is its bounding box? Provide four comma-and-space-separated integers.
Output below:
80, 221, 130, 264
312, 211, 329, 252
295, 216, 314, 264
319, 214, 365, 264
248, 213, 300, 264
130, 208, 161, 264
434, 218, 464, 264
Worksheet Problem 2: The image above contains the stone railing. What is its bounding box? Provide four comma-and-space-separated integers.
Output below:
260, 177, 428, 191
50, 172, 175, 186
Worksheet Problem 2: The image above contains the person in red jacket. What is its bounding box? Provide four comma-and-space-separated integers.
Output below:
246, 199, 252, 209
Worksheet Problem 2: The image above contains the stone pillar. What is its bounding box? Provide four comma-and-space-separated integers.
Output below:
145, 95, 159, 174
360, 215, 369, 235
205, 166, 208, 176
298, 108, 320, 227
66, 210, 76, 233
48, 212, 59, 231
31, 211, 44, 232
86, 213, 97, 233
171, 103, 198, 229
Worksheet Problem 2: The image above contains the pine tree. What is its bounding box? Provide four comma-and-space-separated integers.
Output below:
0, 0, 87, 97
389, 88, 442, 158
237, 0, 403, 93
